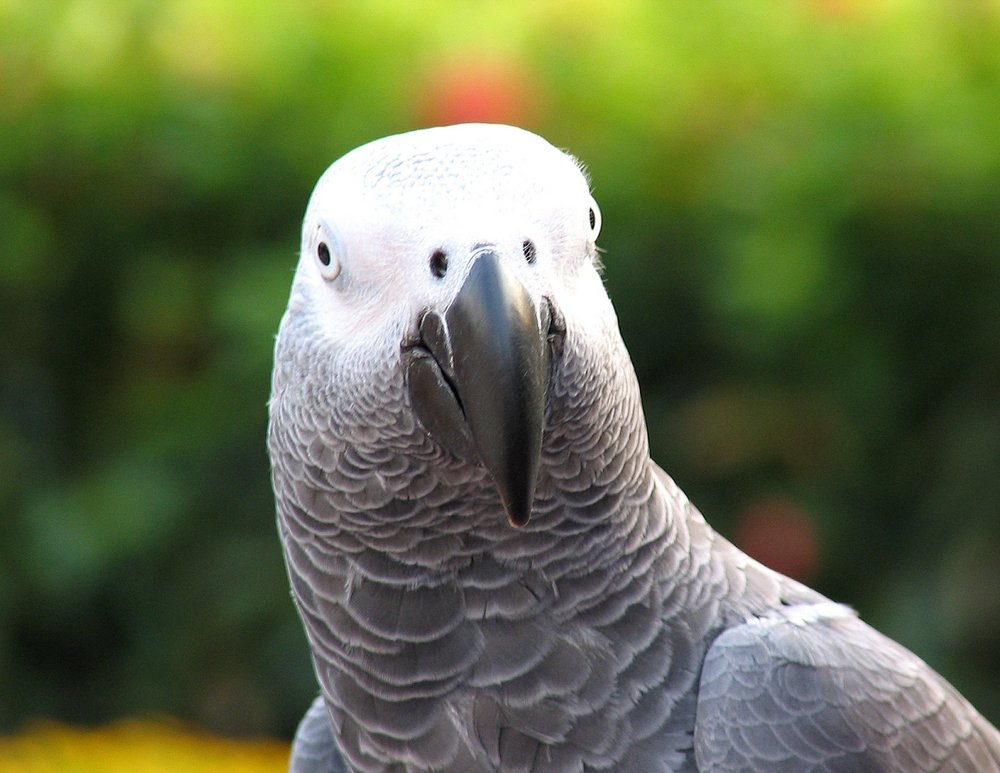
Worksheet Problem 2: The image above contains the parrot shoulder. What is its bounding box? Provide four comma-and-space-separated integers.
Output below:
694, 602, 1000, 771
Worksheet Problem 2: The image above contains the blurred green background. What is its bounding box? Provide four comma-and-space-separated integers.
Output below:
2, 0, 999, 750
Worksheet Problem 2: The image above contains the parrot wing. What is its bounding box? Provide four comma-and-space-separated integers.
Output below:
694, 602, 1000, 771
289, 695, 348, 773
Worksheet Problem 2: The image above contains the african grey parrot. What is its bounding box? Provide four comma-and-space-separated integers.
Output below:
268, 123, 1000, 772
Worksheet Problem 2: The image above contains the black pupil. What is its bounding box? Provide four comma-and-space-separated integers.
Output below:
522, 240, 536, 263
588, 208, 596, 230
430, 250, 448, 277
317, 242, 331, 266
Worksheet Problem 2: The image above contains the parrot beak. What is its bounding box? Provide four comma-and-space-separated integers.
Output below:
405, 250, 551, 527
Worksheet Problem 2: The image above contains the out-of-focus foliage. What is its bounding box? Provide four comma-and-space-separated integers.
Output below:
1, 0, 998, 746
0, 719, 287, 771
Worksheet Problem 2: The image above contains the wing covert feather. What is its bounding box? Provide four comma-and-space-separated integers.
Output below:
290, 695, 348, 773
694, 602, 1000, 772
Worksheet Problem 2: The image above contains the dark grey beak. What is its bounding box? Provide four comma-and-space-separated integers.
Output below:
405, 250, 549, 527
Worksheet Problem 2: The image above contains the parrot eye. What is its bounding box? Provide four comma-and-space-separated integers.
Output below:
316, 241, 341, 280
587, 197, 602, 242
522, 239, 537, 264
429, 249, 448, 278
313, 222, 343, 280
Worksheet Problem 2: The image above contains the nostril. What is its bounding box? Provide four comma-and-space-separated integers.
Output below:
429, 249, 449, 278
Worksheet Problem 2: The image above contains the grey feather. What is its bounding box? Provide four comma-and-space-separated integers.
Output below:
269, 123, 1000, 771
695, 603, 1000, 771
291, 695, 348, 773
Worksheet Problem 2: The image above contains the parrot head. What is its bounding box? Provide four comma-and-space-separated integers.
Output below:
273, 123, 630, 528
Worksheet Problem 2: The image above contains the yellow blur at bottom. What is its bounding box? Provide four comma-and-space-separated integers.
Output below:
0, 718, 290, 772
